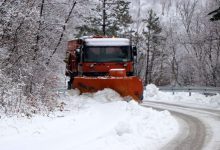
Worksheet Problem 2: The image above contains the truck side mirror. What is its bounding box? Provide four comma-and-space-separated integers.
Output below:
133, 46, 137, 56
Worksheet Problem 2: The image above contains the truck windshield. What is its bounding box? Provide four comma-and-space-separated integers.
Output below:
83, 46, 131, 62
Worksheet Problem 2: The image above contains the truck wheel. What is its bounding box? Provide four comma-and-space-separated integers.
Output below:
67, 77, 74, 90
67, 81, 72, 90
140, 94, 144, 101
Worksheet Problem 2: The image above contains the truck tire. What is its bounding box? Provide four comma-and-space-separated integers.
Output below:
67, 77, 74, 90
67, 81, 72, 90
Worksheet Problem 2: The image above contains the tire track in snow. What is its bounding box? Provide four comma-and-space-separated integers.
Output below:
142, 101, 211, 150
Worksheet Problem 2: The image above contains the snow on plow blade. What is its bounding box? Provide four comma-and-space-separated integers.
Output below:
73, 76, 143, 102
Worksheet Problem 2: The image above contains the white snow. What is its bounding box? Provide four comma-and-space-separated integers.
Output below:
0, 88, 178, 150
85, 38, 130, 46
144, 84, 220, 109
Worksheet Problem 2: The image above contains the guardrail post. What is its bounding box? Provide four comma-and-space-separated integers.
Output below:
189, 88, 191, 96
172, 87, 174, 95
204, 89, 208, 97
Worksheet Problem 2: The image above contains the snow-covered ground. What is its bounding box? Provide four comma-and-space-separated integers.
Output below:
1, 83, 219, 150
0, 89, 178, 150
144, 84, 220, 109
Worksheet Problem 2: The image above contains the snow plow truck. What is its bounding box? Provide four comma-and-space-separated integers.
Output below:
64, 36, 143, 102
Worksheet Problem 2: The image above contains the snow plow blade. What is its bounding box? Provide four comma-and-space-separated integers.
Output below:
73, 76, 143, 102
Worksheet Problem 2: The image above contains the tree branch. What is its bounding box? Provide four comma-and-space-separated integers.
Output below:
46, 1, 77, 65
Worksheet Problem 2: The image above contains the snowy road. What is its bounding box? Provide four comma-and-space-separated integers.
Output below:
142, 101, 220, 150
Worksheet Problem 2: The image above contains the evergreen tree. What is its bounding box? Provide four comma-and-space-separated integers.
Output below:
76, 0, 132, 37
111, 0, 132, 35
143, 9, 162, 85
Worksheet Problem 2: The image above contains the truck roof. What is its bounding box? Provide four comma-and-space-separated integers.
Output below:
84, 38, 130, 46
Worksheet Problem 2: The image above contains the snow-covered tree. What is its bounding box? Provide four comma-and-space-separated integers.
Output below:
135, 10, 163, 85
76, 0, 132, 36
0, 0, 81, 115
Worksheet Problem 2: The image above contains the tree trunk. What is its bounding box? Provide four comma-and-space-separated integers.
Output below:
145, 31, 151, 85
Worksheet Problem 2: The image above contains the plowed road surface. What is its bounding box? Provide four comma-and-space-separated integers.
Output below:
142, 101, 220, 150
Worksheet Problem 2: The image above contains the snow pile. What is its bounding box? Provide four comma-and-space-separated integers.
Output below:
145, 84, 159, 97
144, 85, 220, 109
0, 88, 178, 150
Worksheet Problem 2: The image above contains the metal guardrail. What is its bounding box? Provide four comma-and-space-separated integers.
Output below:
158, 86, 220, 96
53, 86, 220, 97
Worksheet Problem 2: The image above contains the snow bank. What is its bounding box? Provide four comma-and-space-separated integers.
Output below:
0, 88, 178, 150
144, 85, 220, 109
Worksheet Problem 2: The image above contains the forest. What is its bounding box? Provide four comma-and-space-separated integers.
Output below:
0, 0, 220, 115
